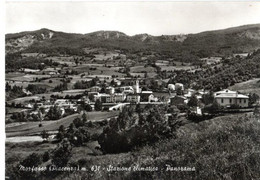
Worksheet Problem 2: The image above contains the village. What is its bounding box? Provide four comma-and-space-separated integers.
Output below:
6, 45, 259, 126
6, 71, 254, 125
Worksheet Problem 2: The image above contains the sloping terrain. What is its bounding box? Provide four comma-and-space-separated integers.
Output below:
5, 24, 260, 56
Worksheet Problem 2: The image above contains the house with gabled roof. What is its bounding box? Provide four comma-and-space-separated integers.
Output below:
214, 89, 249, 108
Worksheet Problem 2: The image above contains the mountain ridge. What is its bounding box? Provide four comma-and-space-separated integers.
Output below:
6, 23, 260, 37
5, 23, 260, 56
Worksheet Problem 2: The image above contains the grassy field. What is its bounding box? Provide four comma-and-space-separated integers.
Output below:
6, 141, 57, 169
6, 111, 119, 137
7, 74, 51, 82
7, 95, 41, 104
6, 72, 26, 79
130, 66, 156, 73
229, 78, 260, 96
8, 81, 58, 90
53, 112, 260, 180
6, 107, 26, 114
159, 65, 195, 71
21, 53, 47, 57
93, 52, 120, 61
7, 90, 84, 104
74, 64, 124, 77
47, 56, 76, 66
155, 60, 170, 66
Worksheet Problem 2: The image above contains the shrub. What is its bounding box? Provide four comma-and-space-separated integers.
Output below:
42, 151, 50, 162
51, 140, 72, 167
12, 153, 42, 180
229, 104, 241, 109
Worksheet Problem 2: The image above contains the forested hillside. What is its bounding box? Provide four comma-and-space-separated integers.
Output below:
171, 49, 260, 91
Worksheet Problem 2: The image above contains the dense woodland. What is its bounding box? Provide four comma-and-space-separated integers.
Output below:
6, 53, 59, 72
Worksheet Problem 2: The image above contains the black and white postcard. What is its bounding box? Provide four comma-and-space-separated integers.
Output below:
4, 1, 260, 180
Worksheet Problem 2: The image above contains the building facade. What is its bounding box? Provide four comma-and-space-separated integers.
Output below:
214, 89, 249, 108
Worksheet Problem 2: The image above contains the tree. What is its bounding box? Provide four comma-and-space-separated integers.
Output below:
176, 87, 183, 95
46, 105, 62, 120
21, 153, 42, 168
15, 153, 42, 180
33, 102, 38, 111
72, 128, 90, 146
188, 95, 199, 107
82, 112, 87, 123
52, 139, 72, 167
41, 130, 50, 141
94, 99, 102, 111
249, 93, 260, 107
202, 91, 214, 105
11, 112, 27, 122
253, 105, 260, 118
75, 59, 79, 66
42, 151, 50, 162
56, 125, 65, 142
203, 100, 222, 114
73, 117, 84, 128
27, 84, 46, 94
135, 103, 141, 114
67, 123, 76, 135
53, 82, 68, 92
85, 103, 92, 112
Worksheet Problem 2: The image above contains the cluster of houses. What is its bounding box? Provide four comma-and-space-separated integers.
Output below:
27, 99, 78, 117
20, 76, 250, 119
169, 86, 249, 108
89, 80, 158, 104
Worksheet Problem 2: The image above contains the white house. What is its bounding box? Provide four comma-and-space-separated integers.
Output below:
168, 84, 175, 91
112, 93, 126, 102
119, 86, 134, 94
140, 91, 158, 102
94, 93, 110, 103
214, 89, 249, 108
90, 86, 101, 92
105, 93, 126, 103
126, 94, 140, 103
106, 86, 115, 94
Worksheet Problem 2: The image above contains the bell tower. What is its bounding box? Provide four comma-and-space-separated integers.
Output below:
135, 80, 140, 93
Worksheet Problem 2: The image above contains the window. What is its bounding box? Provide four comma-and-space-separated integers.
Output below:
244, 99, 246, 103
229, 99, 232, 103
221, 99, 224, 103
239, 99, 242, 103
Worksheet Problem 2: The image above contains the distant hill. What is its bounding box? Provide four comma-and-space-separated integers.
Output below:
5, 24, 260, 57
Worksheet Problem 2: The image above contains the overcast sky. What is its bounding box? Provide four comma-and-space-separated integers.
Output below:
5, 2, 260, 35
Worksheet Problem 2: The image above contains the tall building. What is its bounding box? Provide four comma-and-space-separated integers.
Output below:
134, 80, 140, 93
